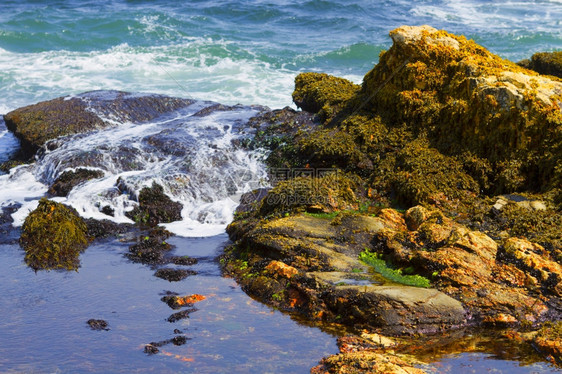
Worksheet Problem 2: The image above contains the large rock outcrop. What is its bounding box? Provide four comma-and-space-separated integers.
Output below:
224, 25, 562, 371
283, 25, 562, 207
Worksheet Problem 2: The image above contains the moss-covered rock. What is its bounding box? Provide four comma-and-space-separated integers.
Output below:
519, 51, 562, 79
283, 26, 562, 209
293, 72, 359, 121
311, 350, 426, 374
533, 321, 562, 365
359, 25, 562, 195
258, 174, 359, 216
373, 139, 479, 207
4, 97, 105, 158
20, 198, 89, 271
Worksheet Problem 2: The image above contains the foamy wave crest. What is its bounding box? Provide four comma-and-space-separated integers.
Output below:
0, 39, 296, 113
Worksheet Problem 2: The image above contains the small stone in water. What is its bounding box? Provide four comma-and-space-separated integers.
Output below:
87, 319, 109, 331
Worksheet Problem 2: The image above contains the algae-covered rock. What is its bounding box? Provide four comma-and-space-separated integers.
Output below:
311, 350, 426, 374
4, 97, 104, 158
533, 321, 562, 365
48, 168, 105, 197
224, 212, 467, 335
258, 174, 359, 216
359, 25, 562, 195
4, 91, 194, 159
285, 26, 562, 207
126, 182, 183, 225
293, 72, 359, 121
519, 51, 562, 79
20, 198, 89, 271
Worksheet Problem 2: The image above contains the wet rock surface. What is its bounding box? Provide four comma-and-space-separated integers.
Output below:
48, 168, 105, 197
3, 91, 194, 159
125, 182, 183, 226
224, 213, 467, 335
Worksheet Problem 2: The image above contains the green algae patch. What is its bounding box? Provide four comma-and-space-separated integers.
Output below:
20, 198, 89, 271
359, 250, 431, 288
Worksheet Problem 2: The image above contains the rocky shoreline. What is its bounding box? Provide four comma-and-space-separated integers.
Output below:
2, 25, 562, 373
222, 25, 562, 372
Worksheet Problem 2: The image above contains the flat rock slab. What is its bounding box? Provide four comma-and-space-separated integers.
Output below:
310, 271, 466, 335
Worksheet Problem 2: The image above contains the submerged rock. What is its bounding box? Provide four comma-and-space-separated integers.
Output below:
3, 91, 194, 159
127, 228, 174, 265
48, 168, 105, 197
154, 268, 196, 282
20, 198, 89, 271
167, 308, 198, 323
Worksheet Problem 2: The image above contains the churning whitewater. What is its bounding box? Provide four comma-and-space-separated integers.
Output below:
0, 92, 269, 237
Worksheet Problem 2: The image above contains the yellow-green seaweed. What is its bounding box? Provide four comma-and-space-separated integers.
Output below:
20, 198, 89, 271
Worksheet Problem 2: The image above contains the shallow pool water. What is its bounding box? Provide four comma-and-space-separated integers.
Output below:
0, 233, 338, 373
0, 230, 560, 373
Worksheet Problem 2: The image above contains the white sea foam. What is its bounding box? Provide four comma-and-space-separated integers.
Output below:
0, 39, 296, 113
411, 0, 562, 32
0, 98, 269, 237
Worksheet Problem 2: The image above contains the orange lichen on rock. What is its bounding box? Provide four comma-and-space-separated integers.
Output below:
265, 260, 299, 279
163, 294, 206, 309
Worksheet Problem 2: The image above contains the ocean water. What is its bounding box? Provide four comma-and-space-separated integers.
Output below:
1, 1, 562, 373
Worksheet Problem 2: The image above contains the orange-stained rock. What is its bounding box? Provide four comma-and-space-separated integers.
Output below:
311, 350, 427, 374
483, 313, 518, 326
533, 322, 562, 365
404, 205, 430, 231
162, 294, 206, 309
504, 238, 562, 295
265, 260, 299, 279
378, 208, 407, 231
